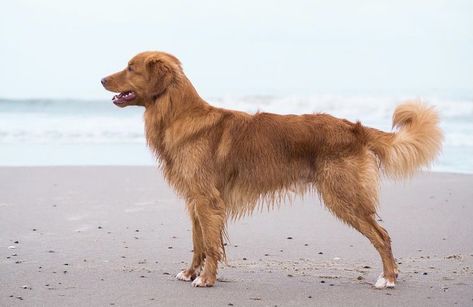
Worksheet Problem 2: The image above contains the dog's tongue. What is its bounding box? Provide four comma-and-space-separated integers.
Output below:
112, 91, 136, 105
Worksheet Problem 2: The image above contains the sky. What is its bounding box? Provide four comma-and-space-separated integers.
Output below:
1, 0, 472, 100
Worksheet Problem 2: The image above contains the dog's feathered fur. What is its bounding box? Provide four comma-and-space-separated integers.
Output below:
102, 51, 443, 288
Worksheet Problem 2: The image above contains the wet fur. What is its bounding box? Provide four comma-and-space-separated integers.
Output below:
102, 51, 443, 287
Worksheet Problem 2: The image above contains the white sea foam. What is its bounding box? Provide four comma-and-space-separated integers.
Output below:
0, 113, 145, 144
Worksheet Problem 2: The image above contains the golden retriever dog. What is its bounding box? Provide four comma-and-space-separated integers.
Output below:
101, 51, 443, 288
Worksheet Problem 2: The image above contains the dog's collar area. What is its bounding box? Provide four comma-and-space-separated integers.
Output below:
152, 89, 168, 102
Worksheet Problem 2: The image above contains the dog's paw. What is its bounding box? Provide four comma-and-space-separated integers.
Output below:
374, 273, 396, 289
176, 270, 194, 282
192, 276, 215, 287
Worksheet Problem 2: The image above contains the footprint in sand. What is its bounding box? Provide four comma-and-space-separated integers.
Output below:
124, 201, 158, 213
66, 214, 88, 221
74, 225, 92, 232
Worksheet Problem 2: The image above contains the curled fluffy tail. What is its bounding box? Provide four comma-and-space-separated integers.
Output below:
368, 101, 443, 179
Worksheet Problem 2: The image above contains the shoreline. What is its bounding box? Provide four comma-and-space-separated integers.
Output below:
1, 167, 472, 306
0, 163, 471, 175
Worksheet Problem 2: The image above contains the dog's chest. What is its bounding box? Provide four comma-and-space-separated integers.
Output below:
161, 138, 213, 195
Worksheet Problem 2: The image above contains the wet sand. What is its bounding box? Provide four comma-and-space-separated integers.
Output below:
1, 167, 472, 306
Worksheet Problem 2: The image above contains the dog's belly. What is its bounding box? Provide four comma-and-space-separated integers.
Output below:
219, 158, 316, 218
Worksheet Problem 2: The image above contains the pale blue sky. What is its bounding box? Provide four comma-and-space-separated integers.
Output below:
1, 0, 472, 99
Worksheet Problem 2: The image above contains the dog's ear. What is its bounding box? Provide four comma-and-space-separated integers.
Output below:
145, 55, 174, 98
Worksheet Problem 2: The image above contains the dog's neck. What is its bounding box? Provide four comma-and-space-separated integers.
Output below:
143, 76, 212, 161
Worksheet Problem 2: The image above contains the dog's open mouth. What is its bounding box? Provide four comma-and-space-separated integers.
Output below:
112, 91, 136, 106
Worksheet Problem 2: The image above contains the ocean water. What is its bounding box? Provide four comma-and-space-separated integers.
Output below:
0, 96, 471, 173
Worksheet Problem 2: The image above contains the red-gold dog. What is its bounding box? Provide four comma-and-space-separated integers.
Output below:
102, 51, 443, 288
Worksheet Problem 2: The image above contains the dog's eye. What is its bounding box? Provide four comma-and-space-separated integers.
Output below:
127, 66, 133, 72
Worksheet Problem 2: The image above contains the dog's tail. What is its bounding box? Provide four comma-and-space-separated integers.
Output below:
366, 101, 443, 179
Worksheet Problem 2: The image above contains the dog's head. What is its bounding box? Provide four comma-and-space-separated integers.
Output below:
101, 51, 182, 107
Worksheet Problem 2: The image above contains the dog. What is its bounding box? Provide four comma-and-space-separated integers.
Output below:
101, 51, 443, 288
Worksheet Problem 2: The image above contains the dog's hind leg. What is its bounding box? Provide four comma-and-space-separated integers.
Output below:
187, 191, 226, 287
176, 209, 205, 282
316, 157, 397, 288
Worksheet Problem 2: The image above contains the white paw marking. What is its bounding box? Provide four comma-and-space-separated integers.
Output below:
192, 276, 207, 287
176, 271, 192, 281
375, 273, 396, 289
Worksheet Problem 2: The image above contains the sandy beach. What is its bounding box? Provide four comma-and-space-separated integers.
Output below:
1, 167, 472, 306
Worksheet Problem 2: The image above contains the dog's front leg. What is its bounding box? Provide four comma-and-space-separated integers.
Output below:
176, 211, 205, 281
188, 194, 226, 287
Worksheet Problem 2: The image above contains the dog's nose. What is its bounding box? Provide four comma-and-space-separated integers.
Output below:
101, 78, 107, 86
